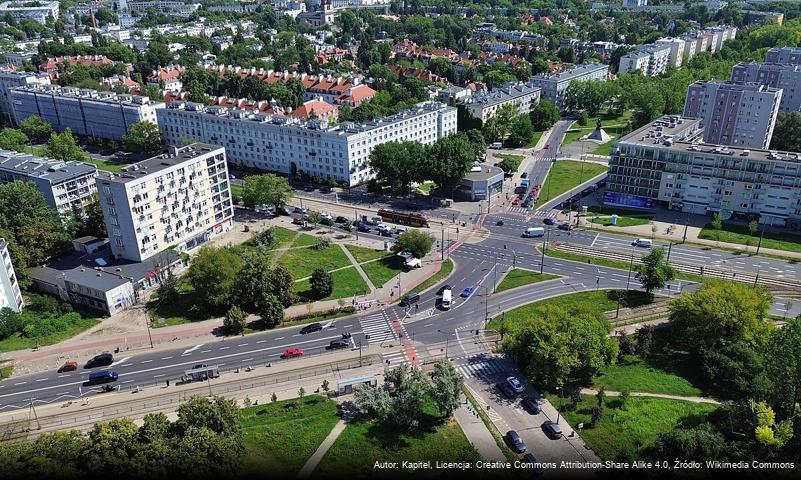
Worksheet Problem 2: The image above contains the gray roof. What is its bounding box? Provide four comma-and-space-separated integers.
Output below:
96, 143, 223, 184
467, 81, 540, 108
531, 63, 609, 83
463, 164, 504, 182
0, 150, 97, 184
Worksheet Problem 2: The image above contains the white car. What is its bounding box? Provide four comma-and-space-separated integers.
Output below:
506, 376, 525, 394
396, 251, 414, 260
320, 212, 333, 221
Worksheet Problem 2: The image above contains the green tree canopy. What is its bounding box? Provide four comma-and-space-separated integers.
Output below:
425, 132, 475, 195
241, 173, 293, 209
185, 246, 242, 312
123, 121, 163, 154
0, 181, 68, 265
19, 114, 52, 141
368, 141, 426, 194
0, 127, 28, 151
530, 99, 560, 131
392, 230, 434, 259
310, 267, 333, 298
634, 247, 676, 294
44, 129, 90, 163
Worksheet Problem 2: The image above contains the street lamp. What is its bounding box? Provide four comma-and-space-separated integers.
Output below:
437, 329, 450, 358
540, 225, 551, 274
555, 385, 563, 424
484, 285, 490, 328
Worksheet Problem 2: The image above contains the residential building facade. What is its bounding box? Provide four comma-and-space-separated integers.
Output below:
618, 43, 671, 76
0, 150, 98, 213
530, 63, 610, 108
463, 81, 541, 122
684, 81, 782, 149
731, 62, 801, 112
11, 84, 164, 141
0, 68, 50, 122
607, 116, 801, 228
0, 238, 23, 313
765, 47, 801, 65
158, 101, 457, 186
0, 1, 58, 24
96, 144, 234, 263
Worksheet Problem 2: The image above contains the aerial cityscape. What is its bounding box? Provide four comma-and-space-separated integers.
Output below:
0, 0, 800, 478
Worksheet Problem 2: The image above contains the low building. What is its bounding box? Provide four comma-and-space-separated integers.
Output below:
96, 144, 234, 263
463, 81, 541, 122
0, 238, 23, 313
731, 62, 801, 112
530, 63, 610, 109
3, 50, 35, 66
11, 84, 164, 141
607, 115, 801, 228
0, 150, 97, 213
0, 67, 50, 123
459, 164, 504, 201
618, 43, 671, 76
655, 37, 686, 69
0, 1, 58, 24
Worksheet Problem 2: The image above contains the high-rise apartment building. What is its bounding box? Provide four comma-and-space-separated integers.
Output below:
95, 144, 233, 262
157, 101, 457, 186
765, 47, 801, 65
0, 238, 23, 313
683, 81, 782, 149
618, 43, 671, 76
731, 62, 801, 112
0, 68, 50, 123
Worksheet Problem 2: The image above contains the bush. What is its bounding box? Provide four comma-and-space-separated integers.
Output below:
310, 268, 334, 297
223, 306, 246, 335
314, 237, 330, 250
578, 111, 589, 126
251, 227, 276, 248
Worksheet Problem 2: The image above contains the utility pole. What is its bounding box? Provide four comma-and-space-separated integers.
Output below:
666, 242, 672, 265
682, 212, 689, 243
484, 286, 489, 328
28, 397, 40, 430
441, 223, 445, 260
354, 208, 359, 240
540, 226, 550, 274
756, 221, 766, 255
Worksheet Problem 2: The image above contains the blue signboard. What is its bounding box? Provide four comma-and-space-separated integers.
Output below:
603, 191, 654, 209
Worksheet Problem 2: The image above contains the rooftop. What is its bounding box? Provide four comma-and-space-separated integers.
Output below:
463, 163, 504, 182
467, 81, 540, 107
96, 143, 223, 184
531, 63, 608, 82
0, 1, 58, 10
11, 84, 161, 107
0, 150, 97, 184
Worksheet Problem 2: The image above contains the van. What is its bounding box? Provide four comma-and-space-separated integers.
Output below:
633, 238, 653, 248
88, 370, 118, 385
400, 292, 420, 307
404, 257, 421, 269
522, 227, 545, 238
490, 142, 503, 149
441, 288, 452, 310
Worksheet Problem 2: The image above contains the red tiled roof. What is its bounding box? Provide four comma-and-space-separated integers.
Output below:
290, 98, 338, 119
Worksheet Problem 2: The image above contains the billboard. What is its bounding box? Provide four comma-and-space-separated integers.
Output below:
603, 191, 654, 209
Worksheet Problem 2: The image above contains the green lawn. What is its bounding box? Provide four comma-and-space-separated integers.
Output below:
560, 111, 633, 148
543, 248, 704, 283
488, 289, 652, 331
241, 395, 341, 477
546, 394, 717, 461
590, 141, 615, 157
295, 266, 369, 301
495, 269, 559, 293
495, 153, 524, 175
315, 401, 479, 477
588, 215, 653, 227
0, 317, 100, 352
291, 233, 322, 248
534, 160, 608, 208
243, 226, 296, 250
345, 244, 392, 263
0, 365, 12, 379
280, 244, 352, 279
231, 183, 244, 203
698, 222, 801, 254
413, 258, 454, 293
360, 256, 402, 288
527, 130, 544, 148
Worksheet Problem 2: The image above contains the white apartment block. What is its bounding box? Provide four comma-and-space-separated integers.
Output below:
731, 62, 801, 113
608, 116, 801, 228
530, 63, 609, 109
95, 144, 234, 262
684, 81, 782, 150
0, 238, 23, 313
655, 38, 686, 69
619, 43, 671, 76
125, 1, 201, 17
0, 1, 58, 24
11, 84, 164, 141
158, 102, 457, 187
0, 68, 50, 122
464, 81, 541, 122
765, 47, 801, 65
0, 150, 97, 213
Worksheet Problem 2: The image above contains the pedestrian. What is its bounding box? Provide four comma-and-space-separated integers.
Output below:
415, 304, 419, 311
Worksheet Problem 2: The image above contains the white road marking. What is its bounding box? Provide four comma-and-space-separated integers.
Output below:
182, 344, 204, 355
161, 356, 172, 360
109, 356, 131, 367
141, 360, 152, 364
219, 346, 229, 350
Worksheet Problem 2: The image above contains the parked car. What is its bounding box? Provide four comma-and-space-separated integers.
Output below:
512, 197, 521, 206
320, 185, 331, 193
506, 376, 525, 393
84, 353, 113, 369
557, 223, 573, 231
328, 339, 350, 350
300, 323, 323, 334
379, 228, 393, 237
505, 430, 527, 453
320, 213, 333, 221
543, 218, 556, 226
542, 420, 563, 439
335, 216, 349, 223
460, 286, 476, 298
87, 370, 118, 385
58, 361, 78, 373
293, 207, 308, 215
303, 185, 315, 192
276, 205, 291, 216
357, 222, 372, 233
281, 348, 304, 358
522, 397, 541, 414
521, 172, 528, 179
522, 453, 544, 476
497, 382, 516, 398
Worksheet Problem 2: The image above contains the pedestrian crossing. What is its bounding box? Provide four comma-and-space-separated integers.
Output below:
382, 350, 409, 367
508, 206, 531, 214
533, 209, 558, 219
453, 356, 507, 379
359, 311, 397, 345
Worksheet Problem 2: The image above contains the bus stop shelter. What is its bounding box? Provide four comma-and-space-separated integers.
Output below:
182, 365, 220, 383
337, 374, 377, 394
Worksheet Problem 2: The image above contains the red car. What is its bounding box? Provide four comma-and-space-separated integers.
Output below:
544, 144, 550, 150
281, 347, 304, 359
57, 361, 78, 373
512, 197, 522, 206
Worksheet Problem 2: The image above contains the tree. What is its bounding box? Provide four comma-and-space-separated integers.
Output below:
44, 129, 90, 163
321, 379, 330, 393
482, 104, 518, 143
268, 264, 296, 307
298, 386, 306, 406
748, 220, 759, 251
636, 325, 654, 358
368, 141, 426, 194
241, 173, 293, 210
497, 156, 520, 176
392, 230, 434, 259
0, 181, 68, 265
501, 305, 618, 389
236, 249, 273, 310
648, 424, 729, 461
310, 267, 333, 298
633, 247, 676, 294
619, 389, 631, 410
19, 115, 52, 141
751, 400, 793, 448
122, 121, 163, 154
185, 247, 242, 312
764, 315, 801, 418
711, 211, 724, 244
430, 359, 463, 416
223, 305, 246, 335
770, 111, 801, 153
0, 128, 28, 151
530, 100, 560, 131
174, 395, 242, 437
306, 211, 321, 228
506, 114, 534, 148
255, 293, 283, 328
426, 133, 475, 196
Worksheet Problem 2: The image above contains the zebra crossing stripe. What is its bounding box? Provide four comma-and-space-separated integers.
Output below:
455, 360, 504, 379
359, 312, 398, 345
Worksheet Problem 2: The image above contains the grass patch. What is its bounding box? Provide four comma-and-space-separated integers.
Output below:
291, 233, 322, 248
560, 111, 633, 148
243, 226, 295, 250
360, 256, 402, 288
230, 183, 243, 203
698, 222, 801, 254
495, 153, 524, 175
545, 393, 717, 461
413, 258, 454, 293
0, 316, 100, 352
0, 365, 12, 379
280, 244, 351, 279
295, 267, 369, 301
542, 248, 704, 283
315, 399, 479, 477
148, 280, 211, 327
527, 130, 544, 148
534, 160, 607, 208
495, 268, 559, 293
416, 181, 437, 194
241, 395, 341, 477
588, 215, 653, 227
345, 244, 392, 263
590, 140, 615, 157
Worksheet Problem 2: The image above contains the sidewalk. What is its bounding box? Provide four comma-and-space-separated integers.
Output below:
579, 388, 721, 405
453, 403, 506, 462
297, 418, 347, 479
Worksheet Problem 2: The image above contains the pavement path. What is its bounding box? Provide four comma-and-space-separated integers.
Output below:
339, 243, 377, 293
579, 388, 721, 405
297, 418, 347, 479
453, 403, 506, 462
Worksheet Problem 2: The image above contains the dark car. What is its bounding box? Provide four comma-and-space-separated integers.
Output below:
461, 286, 476, 298
303, 185, 315, 192
497, 382, 516, 398
521, 201, 531, 208
335, 216, 349, 223
522, 397, 541, 414
557, 223, 573, 231
437, 284, 452, 295
87, 370, 118, 385
379, 229, 393, 237
522, 453, 544, 476
543, 217, 556, 226
542, 420, 563, 439
357, 222, 372, 233
505, 430, 527, 453
521, 172, 528, 179
320, 185, 332, 193
300, 323, 323, 334
328, 339, 350, 350
84, 352, 113, 369
320, 217, 334, 226
399, 292, 420, 307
